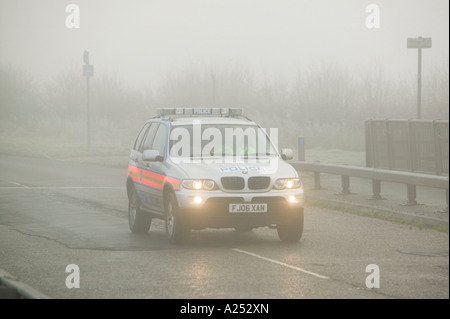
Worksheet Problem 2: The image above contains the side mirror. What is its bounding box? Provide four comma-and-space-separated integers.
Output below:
280, 148, 293, 160
143, 150, 164, 162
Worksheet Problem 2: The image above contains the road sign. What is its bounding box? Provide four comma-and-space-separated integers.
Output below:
83, 50, 93, 149
407, 37, 432, 49
83, 64, 94, 77
407, 37, 432, 119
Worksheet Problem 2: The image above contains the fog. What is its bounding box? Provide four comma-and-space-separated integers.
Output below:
0, 0, 448, 151
0, 1, 449, 301
1, 0, 448, 87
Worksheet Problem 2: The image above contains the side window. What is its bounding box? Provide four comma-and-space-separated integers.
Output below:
140, 123, 159, 153
133, 123, 149, 151
152, 124, 167, 158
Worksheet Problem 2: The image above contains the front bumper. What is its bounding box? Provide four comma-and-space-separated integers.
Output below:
175, 189, 305, 229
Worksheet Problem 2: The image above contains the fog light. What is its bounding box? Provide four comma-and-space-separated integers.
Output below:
193, 196, 203, 204
289, 195, 297, 203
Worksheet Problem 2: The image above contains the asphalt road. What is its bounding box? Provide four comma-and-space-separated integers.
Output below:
0, 153, 448, 299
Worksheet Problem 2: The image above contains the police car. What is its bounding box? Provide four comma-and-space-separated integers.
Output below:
126, 108, 304, 243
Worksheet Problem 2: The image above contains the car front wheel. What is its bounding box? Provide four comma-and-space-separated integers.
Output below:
165, 192, 190, 244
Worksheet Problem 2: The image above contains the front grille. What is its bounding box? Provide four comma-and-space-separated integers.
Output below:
248, 176, 270, 190
221, 177, 245, 190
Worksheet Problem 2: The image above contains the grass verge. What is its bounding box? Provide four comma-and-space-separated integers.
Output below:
306, 198, 449, 233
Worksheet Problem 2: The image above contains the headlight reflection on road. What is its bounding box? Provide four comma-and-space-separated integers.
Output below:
185, 257, 214, 294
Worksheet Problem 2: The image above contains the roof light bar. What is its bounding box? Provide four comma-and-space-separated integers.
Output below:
156, 108, 243, 117
229, 108, 242, 116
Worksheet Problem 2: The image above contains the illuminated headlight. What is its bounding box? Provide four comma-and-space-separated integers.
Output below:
193, 181, 203, 190
182, 179, 217, 190
273, 178, 302, 190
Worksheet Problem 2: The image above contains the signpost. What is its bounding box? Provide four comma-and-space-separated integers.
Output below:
407, 37, 432, 119
211, 74, 216, 107
297, 136, 305, 161
83, 51, 94, 148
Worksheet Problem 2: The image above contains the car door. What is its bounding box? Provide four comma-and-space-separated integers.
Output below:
140, 122, 168, 213
130, 122, 149, 168
134, 122, 159, 208
129, 122, 149, 194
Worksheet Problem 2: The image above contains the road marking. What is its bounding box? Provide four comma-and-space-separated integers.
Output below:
232, 248, 330, 280
0, 186, 123, 190
9, 182, 29, 188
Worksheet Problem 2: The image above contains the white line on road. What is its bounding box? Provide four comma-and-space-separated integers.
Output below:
9, 182, 29, 188
232, 248, 330, 280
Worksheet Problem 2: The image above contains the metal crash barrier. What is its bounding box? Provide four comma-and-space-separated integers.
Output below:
290, 161, 449, 212
365, 119, 449, 175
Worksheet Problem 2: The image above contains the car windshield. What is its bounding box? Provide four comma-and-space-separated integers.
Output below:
169, 124, 278, 158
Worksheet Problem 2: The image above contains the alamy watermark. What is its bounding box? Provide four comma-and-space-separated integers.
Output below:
168, 121, 280, 171
365, 4, 380, 29
65, 264, 80, 288
365, 264, 380, 288
65, 4, 80, 29
66, 4, 380, 30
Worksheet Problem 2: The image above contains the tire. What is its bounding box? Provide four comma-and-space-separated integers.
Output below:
277, 209, 304, 242
165, 192, 190, 244
128, 188, 152, 233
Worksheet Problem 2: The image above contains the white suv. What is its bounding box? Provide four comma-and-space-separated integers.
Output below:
126, 108, 304, 243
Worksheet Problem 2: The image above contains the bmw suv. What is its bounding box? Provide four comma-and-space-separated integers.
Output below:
126, 108, 304, 243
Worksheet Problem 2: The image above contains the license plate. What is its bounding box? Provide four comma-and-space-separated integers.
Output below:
229, 203, 267, 213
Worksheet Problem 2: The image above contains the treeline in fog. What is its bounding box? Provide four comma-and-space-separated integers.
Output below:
0, 63, 448, 151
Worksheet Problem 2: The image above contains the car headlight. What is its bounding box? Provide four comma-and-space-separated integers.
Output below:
202, 180, 216, 191
182, 179, 218, 190
273, 178, 302, 190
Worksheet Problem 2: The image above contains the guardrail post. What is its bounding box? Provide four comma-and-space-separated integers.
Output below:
445, 189, 449, 213
339, 175, 352, 195
387, 120, 394, 170
314, 172, 323, 190
405, 184, 418, 205
298, 136, 305, 161
370, 179, 383, 200
433, 121, 442, 175
365, 120, 372, 168
409, 120, 417, 172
